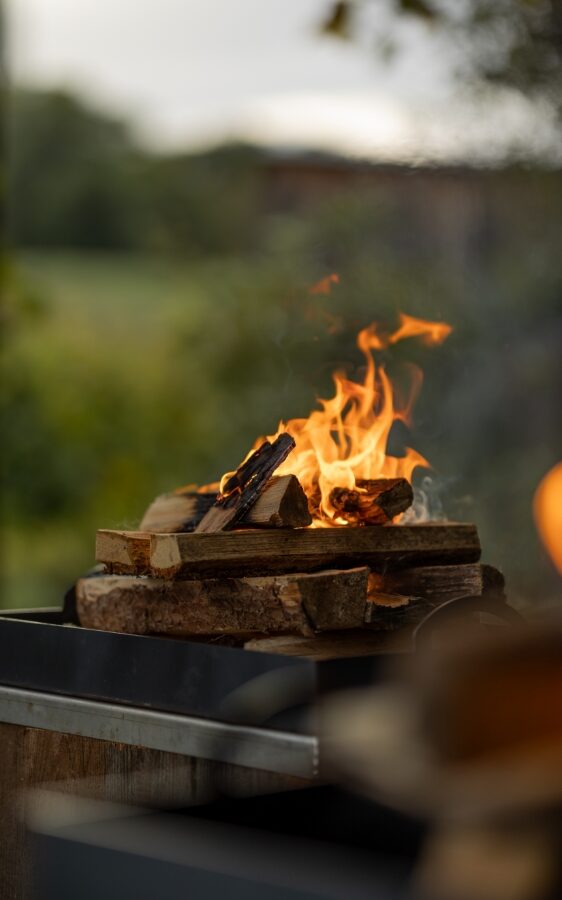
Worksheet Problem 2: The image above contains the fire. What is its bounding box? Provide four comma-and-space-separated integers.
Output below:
309, 273, 340, 295
222, 313, 452, 527
534, 462, 562, 575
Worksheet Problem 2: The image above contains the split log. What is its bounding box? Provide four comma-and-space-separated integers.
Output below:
140, 475, 311, 533
242, 474, 312, 528
76, 568, 369, 638
330, 478, 413, 525
140, 489, 216, 533
365, 589, 434, 631
368, 564, 505, 605
195, 433, 296, 533
96, 530, 152, 575
96, 523, 481, 578
149, 523, 481, 579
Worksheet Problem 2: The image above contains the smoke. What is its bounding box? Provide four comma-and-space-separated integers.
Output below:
402, 474, 452, 523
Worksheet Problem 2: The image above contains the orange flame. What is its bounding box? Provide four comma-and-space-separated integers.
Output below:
309, 273, 340, 295
534, 462, 562, 576
228, 313, 452, 526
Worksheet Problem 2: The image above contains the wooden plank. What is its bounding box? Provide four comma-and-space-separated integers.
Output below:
76, 568, 369, 637
145, 523, 481, 579
0, 723, 23, 900
0, 722, 309, 900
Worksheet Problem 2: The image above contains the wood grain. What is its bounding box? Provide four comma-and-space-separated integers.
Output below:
195, 433, 296, 533
140, 475, 311, 533
149, 523, 481, 579
368, 563, 505, 604
96, 529, 151, 575
97, 524, 481, 579
242, 474, 312, 528
76, 568, 369, 637
0, 723, 309, 900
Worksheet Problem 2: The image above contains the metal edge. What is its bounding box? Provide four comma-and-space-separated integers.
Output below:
0, 685, 318, 779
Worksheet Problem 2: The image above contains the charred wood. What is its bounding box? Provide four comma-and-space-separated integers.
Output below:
195, 433, 296, 533
330, 477, 413, 525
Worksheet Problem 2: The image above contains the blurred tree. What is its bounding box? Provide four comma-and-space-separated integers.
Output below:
141, 143, 264, 256
321, 1, 562, 114
6, 89, 265, 255
6, 89, 141, 248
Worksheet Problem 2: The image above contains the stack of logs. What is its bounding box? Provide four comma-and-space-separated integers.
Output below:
77, 435, 504, 660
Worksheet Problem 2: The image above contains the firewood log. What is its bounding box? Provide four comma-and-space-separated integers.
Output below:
76, 568, 369, 638
195, 433, 296, 533
368, 564, 505, 605
149, 523, 481, 579
140, 489, 215, 533
365, 589, 433, 630
96, 523, 482, 578
329, 478, 413, 525
96, 530, 152, 575
140, 475, 311, 533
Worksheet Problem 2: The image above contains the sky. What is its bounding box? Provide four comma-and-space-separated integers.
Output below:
6, 0, 560, 163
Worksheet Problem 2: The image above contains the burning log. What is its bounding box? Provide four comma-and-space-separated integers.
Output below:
195, 433, 296, 533
76, 567, 369, 638
329, 477, 413, 525
140, 474, 311, 533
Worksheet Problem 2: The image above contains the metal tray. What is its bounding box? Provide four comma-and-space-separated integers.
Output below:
0, 606, 386, 734
0, 584, 518, 734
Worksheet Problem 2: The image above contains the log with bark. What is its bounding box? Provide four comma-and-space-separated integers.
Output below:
76, 568, 369, 638
368, 564, 505, 605
140, 474, 311, 533
365, 589, 434, 631
330, 478, 413, 525
195, 433, 296, 533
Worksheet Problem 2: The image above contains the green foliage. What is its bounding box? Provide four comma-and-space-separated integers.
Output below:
140, 144, 265, 256
6, 90, 140, 248
6, 89, 265, 256
320, 0, 562, 114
